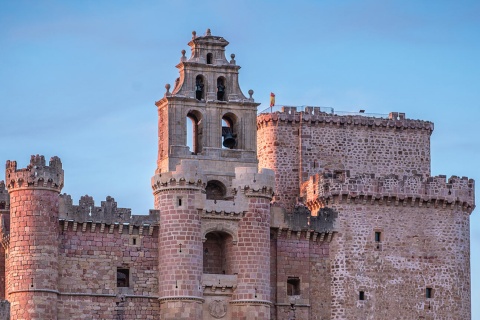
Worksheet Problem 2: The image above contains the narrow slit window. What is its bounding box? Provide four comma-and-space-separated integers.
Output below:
178, 198, 182, 206
375, 231, 381, 242
426, 287, 433, 299
359, 291, 365, 300
117, 268, 130, 287
287, 277, 300, 296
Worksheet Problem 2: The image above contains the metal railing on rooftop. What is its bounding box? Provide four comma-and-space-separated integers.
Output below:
258, 105, 388, 118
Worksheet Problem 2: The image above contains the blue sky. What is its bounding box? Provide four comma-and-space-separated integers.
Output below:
1, 0, 479, 316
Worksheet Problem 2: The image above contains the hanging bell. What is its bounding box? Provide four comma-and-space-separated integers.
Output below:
222, 132, 236, 149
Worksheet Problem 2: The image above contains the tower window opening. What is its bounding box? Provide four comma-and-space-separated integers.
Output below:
287, 277, 300, 296
207, 53, 213, 64
206, 180, 227, 200
426, 287, 433, 299
117, 268, 130, 287
359, 291, 365, 300
217, 77, 226, 101
195, 75, 205, 100
221, 114, 238, 149
187, 111, 203, 154
375, 231, 381, 242
0, 202, 5, 210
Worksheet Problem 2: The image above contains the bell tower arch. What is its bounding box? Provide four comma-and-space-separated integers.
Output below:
155, 28, 260, 182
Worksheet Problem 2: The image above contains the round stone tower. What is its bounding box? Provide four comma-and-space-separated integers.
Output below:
230, 167, 275, 319
5, 155, 64, 319
152, 160, 206, 319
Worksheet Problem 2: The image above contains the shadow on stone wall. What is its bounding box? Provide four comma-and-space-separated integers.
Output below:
0, 300, 10, 320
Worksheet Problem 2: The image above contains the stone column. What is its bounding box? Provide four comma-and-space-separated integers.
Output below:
5, 155, 64, 319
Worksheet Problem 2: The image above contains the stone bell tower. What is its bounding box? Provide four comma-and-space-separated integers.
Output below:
152, 29, 275, 319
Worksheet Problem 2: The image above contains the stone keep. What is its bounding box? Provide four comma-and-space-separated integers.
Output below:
0, 29, 475, 320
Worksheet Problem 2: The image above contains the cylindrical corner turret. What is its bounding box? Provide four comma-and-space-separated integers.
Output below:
230, 167, 275, 319
152, 160, 206, 319
5, 155, 64, 319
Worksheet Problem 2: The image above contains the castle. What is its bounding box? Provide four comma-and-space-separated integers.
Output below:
0, 29, 475, 320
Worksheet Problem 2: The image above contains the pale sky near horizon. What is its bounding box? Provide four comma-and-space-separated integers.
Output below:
1, 0, 479, 316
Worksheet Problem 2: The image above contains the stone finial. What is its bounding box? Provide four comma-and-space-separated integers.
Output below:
248, 89, 254, 99
180, 49, 186, 62
192, 30, 196, 39
230, 53, 236, 64
206, 28, 211, 36
165, 83, 171, 96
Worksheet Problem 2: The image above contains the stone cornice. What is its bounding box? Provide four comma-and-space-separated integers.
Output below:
158, 296, 205, 303
155, 95, 259, 108
229, 299, 272, 306
60, 220, 157, 236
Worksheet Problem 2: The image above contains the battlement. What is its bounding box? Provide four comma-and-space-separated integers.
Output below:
272, 205, 337, 233
5, 155, 64, 192
59, 194, 158, 225
301, 171, 475, 212
257, 107, 434, 132
152, 159, 206, 194
231, 167, 275, 199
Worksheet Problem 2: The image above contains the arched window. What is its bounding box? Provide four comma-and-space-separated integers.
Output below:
221, 113, 238, 149
206, 53, 213, 64
217, 77, 226, 101
206, 180, 226, 200
195, 75, 205, 100
187, 110, 203, 154
203, 231, 234, 275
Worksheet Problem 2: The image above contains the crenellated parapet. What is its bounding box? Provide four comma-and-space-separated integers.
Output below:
257, 108, 434, 132
270, 205, 337, 242
301, 171, 475, 213
5, 155, 64, 193
151, 159, 206, 194
59, 194, 158, 225
231, 167, 275, 199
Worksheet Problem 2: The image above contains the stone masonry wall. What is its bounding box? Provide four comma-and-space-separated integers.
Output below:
271, 234, 331, 320
329, 201, 471, 319
258, 109, 433, 211
57, 223, 159, 319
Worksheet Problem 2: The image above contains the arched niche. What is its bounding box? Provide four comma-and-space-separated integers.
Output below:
203, 231, 235, 275
206, 180, 227, 200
